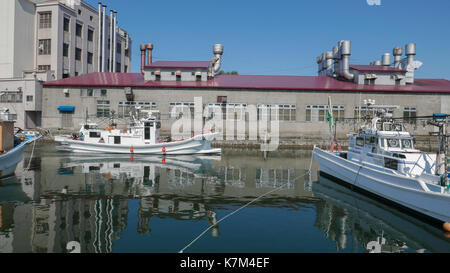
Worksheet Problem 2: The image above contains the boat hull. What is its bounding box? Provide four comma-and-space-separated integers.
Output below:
55, 133, 221, 155
0, 142, 27, 178
313, 147, 450, 225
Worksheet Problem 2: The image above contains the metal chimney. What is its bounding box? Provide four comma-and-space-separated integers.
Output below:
97, 2, 102, 72
113, 11, 117, 72
405, 43, 416, 66
382, 53, 391, 66
325, 51, 333, 76
140, 44, 147, 75
101, 4, 106, 72
374, 60, 382, 66
393, 47, 403, 68
339, 40, 354, 80
146, 43, 154, 65
109, 10, 114, 72
208, 44, 224, 78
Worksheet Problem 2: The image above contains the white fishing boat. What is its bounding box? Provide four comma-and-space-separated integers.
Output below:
0, 110, 41, 179
55, 110, 221, 155
313, 104, 450, 230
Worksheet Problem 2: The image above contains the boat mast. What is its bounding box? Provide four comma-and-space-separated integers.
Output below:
428, 113, 449, 187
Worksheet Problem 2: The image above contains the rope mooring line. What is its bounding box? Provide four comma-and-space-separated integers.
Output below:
178, 171, 312, 253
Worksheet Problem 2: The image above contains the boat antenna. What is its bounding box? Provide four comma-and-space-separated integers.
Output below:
427, 113, 449, 188
327, 96, 341, 153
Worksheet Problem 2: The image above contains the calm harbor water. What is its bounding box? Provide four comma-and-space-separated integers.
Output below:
0, 143, 449, 253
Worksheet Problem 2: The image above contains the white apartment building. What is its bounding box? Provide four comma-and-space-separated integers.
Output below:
0, 0, 132, 129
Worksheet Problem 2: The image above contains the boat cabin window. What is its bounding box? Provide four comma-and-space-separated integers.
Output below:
379, 138, 385, 148
365, 136, 376, 146
89, 131, 101, 138
387, 138, 400, 148
401, 139, 413, 149
114, 136, 121, 144
356, 137, 364, 147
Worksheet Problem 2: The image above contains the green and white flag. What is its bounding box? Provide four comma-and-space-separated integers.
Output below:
326, 96, 334, 134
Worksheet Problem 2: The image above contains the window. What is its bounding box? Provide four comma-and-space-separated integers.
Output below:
403, 107, 417, 125
176, 75, 181, 81
124, 65, 128, 72
63, 43, 69, 57
88, 29, 94, 42
116, 63, 121, 72
278, 105, 297, 121
356, 137, 364, 147
354, 106, 394, 120
38, 39, 51, 55
38, 65, 51, 71
306, 105, 343, 122
97, 100, 110, 118
87, 52, 93, 64
125, 49, 129, 57
217, 96, 227, 103
116, 43, 122, 54
118, 101, 157, 118
100, 89, 107, 96
75, 48, 82, 61
63, 73, 70, 79
78, 9, 82, 15
196, 75, 202, 82
76, 23, 83, 37
0, 92, 22, 103
63, 17, 70, 32
26, 96, 33, 102
39, 12, 52, 29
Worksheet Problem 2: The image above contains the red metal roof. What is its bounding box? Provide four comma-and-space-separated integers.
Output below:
43, 72, 450, 94
350, 65, 407, 73
144, 61, 210, 69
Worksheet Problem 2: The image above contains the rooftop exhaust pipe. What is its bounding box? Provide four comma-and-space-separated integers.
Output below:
374, 60, 382, 66
140, 44, 147, 75
109, 9, 114, 72
97, 2, 102, 72
208, 44, 224, 78
101, 4, 106, 72
146, 43, 154, 66
393, 47, 403, 68
113, 11, 117, 72
339, 40, 354, 81
382, 53, 391, 66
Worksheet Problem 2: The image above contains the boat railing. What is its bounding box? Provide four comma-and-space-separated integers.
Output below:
0, 112, 17, 122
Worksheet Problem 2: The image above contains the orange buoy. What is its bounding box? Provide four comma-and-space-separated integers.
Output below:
130, 146, 134, 153
162, 158, 166, 164
443, 222, 450, 232
444, 232, 450, 239
105, 173, 112, 179
162, 147, 166, 153
130, 156, 134, 162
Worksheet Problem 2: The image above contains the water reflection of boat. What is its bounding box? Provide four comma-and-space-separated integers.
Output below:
312, 175, 450, 253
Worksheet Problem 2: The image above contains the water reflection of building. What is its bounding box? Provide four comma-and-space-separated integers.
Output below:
312, 176, 450, 253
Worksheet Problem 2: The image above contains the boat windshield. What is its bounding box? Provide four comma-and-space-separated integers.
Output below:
401, 139, 413, 149
386, 138, 413, 149
387, 138, 400, 148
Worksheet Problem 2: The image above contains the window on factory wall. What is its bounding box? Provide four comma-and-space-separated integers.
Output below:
116, 63, 121, 72
125, 49, 129, 57
97, 100, 110, 118
196, 75, 202, 82
0, 92, 22, 103
88, 29, 94, 42
39, 12, 52, 29
38, 39, 51, 55
169, 102, 195, 119
76, 23, 83, 37
27, 96, 33, 102
124, 65, 128, 72
61, 112, 73, 128
403, 107, 417, 125
63, 17, 70, 32
118, 101, 157, 118
258, 104, 296, 121
87, 52, 93, 64
81, 89, 106, 97
207, 103, 248, 121
75, 48, 82, 61
117, 43, 122, 54
38, 65, 51, 71
63, 43, 69, 57
306, 105, 343, 122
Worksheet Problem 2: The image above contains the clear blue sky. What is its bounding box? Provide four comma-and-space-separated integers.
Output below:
85, 0, 450, 79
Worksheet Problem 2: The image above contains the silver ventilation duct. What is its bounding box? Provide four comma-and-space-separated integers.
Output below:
325, 51, 333, 76
374, 60, 381, 66
405, 43, 416, 66
208, 44, 224, 78
393, 47, 403, 68
339, 40, 354, 80
97, 2, 102, 72
101, 5, 106, 72
113, 11, 117, 72
382, 53, 391, 66
109, 10, 113, 72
